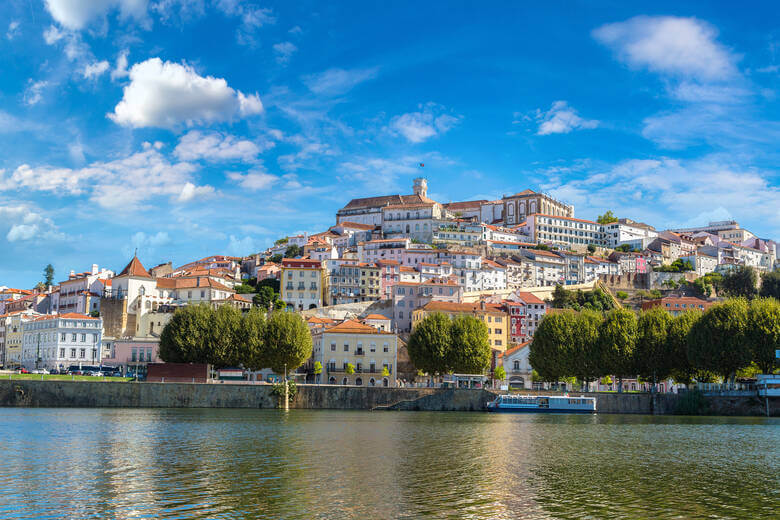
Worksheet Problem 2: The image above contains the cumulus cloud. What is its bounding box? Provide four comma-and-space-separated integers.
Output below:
227, 235, 256, 256
302, 67, 378, 96
273, 41, 297, 64
24, 80, 49, 106
108, 57, 263, 129
7, 21, 20, 40
111, 49, 129, 80
0, 205, 65, 243
213, 0, 275, 46
536, 100, 599, 135
131, 230, 171, 250
543, 156, 780, 232
83, 60, 110, 79
43, 0, 149, 31
174, 130, 262, 162
389, 103, 460, 143
592, 16, 737, 81
227, 168, 278, 190
1, 147, 213, 210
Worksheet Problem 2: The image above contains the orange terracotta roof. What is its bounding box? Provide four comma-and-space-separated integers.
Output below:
376, 259, 400, 266
498, 341, 531, 358
443, 200, 486, 210
336, 221, 376, 230
514, 292, 546, 305
504, 189, 537, 198
33, 312, 99, 322
117, 256, 153, 279
419, 301, 505, 315
363, 314, 390, 320
324, 319, 386, 335
156, 277, 233, 292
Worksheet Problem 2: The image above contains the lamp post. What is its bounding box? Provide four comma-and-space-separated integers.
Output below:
283, 363, 289, 412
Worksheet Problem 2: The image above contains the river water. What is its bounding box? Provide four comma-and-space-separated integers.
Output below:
0, 408, 777, 519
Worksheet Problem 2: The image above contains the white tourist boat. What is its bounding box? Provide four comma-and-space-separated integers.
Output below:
486, 394, 597, 413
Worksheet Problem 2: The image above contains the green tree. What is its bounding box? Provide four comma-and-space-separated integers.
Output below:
159, 304, 213, 363
284, 244, 302, 258
345, 362, 355, 375
407, 312, 452, 375
273, 298, 287, 311
269, 254, 283, 264
43, 264, 55, 286
569, 310, 603, 390
529, 312, 576, 383
746, 298, 780, 374
720, 266, 758, 299
759, 270, 780, 299
551, 284, 570, 309
598, 308, 638, 392
381, 366, 391, 377
597, 211, 618, 224
240, 307, 267, 371
635, 307, 673, 390
313, 361, 323, 383
207, 304, 244, 367
263, 311, 313, 374
253, 286, 276, 309
649, 289, 663, 299
257, 278, 281, 293
689, 299, 751, 382
587, 243, 597, 254
494, 365, 506, 382
234, 283, 255, 294
616, 291, 628, 301
448, 315, 491, 374
666, 310, 702, 386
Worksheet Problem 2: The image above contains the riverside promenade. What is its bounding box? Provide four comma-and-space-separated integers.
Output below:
1, 379, 777, 415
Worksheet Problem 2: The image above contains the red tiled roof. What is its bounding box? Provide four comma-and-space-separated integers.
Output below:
117, 256, 153, 279
419, 301, 505, 315
498, 341, 531, 358
514, 292, 546, 305
363, 314, 390, 320
324, 319, 387, 335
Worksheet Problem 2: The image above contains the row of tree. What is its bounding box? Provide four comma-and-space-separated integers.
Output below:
159, 304, 312, 373
529, 298, 779, 389
407, 313, 492, 375
551, 285, 615, 312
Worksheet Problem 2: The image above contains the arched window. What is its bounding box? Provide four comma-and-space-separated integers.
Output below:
507, 203, 514, 216
355, 377, 363, 386
513, 360, 519, 370
382, 378, 389, 387
342, 377, 348, 385
530, 201, 536, 213
519, 202, 525, 214
369, 378, 376, 387
145, 300, 151, 309
328, 377, 336, 385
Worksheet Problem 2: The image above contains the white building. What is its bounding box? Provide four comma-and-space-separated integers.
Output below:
358, 238, 410, 264
498, 341, 533, 389
603, 219, 658, 249
524, 214, 607, 250
21, 313, 103, 371
679, 252, 718, 276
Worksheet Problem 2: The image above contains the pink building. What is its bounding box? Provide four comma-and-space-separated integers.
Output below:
101, 339, 161, 377
377, 259, 400, 299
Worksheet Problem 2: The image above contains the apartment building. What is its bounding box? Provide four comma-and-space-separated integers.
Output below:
392, 278, 462, 332
504, 292, 548, 344
21, 313, 103, 371
502, 189, 574, 226
280, 258, 327, 311
603, 218, 658, 249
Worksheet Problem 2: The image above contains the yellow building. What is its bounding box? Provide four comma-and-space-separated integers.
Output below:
1, 311, 39, 368
311, 319, 398, 387
358, 263, 381, 301
280, 258, 327, 311
411, 301, 509, 351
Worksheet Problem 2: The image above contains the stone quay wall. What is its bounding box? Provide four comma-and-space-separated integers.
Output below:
0, 380, 775, 415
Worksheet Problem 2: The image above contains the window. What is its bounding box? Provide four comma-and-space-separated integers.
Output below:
188, 291, 192, 299
59, 348, 65, 358
331, 342, 336, 351
131, 349, 137, 362
70, 348, 76, 358
79, 348, 86, 359
61, 333, 66, 341
344, 343, 349, 352
71, 333, 77, 342
383, 343, 389, 353
513, 360, 519, 370
80, 334, 86, 342
370, 342, 376, 352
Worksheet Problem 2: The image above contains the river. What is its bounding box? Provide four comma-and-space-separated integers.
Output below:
0, 408, 777, 519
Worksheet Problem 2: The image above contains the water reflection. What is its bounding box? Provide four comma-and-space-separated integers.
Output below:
0, 409, 776, 519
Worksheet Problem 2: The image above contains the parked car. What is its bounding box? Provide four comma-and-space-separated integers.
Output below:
31, 369, 50, 375
18, 368, 30, 374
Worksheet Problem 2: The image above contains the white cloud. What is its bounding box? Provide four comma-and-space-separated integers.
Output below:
23, 80, 50, 106
227, 168, 278, 190
389, 103, 460, 143
7, 20, 20, 40
68, 140, 86, 164
108, 57, 263, 129
592, 16, 737, 81
302, 67, 378, 96
0, 205, 65, 243
83, 60, 110, 79
288, 25, 302, 35
1, 147, 213, 210
131, 230, 171, 250
174, 130, 262, 162
273, 41, 297, 64
111, 49, 129, 80
43, 0, 149, 31
177, 181, 214, 202
542, 156, 780, 233
536, 100, 599, 135
227, 235, 256, 256
213, 0, 275, 46
43, 25, 65, 44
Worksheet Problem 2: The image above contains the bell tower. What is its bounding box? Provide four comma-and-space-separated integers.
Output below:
413, 177, 428, 198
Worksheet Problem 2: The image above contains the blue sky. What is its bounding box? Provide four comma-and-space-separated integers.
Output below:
0, 1, 778, 287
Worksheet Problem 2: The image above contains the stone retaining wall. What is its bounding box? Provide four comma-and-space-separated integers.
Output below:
0, 380, 775, 415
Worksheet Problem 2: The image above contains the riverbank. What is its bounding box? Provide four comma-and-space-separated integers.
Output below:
0, 380, 776, 415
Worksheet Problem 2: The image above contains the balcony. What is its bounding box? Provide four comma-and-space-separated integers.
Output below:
355, 349, 364, 356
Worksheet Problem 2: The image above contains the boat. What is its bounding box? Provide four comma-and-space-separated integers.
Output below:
486, 393, 596, 413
